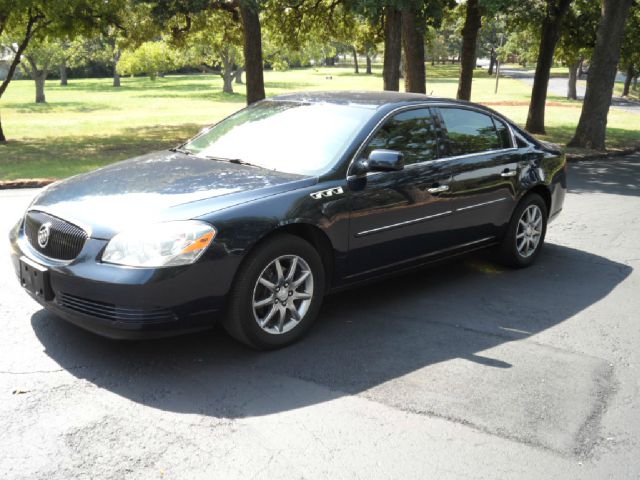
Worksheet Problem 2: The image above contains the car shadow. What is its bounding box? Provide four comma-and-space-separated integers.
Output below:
31, 242, 631, 420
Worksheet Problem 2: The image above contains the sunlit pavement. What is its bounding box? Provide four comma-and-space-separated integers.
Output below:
1, 155, 639, 479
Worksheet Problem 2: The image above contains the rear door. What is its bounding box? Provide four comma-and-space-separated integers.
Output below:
434, 107, 520, 244
346, 107, 455, 278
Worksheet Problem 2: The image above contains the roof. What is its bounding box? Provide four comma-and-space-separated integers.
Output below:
269, 90, 458, 109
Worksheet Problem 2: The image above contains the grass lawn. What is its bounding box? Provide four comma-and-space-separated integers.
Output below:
1, 65, 639, 180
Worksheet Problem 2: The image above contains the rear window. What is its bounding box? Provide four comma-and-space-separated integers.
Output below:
438, 108, 502, 156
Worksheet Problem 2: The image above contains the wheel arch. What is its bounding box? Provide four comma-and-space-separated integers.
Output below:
523, 184, 552, 217
240, 222, 335, 291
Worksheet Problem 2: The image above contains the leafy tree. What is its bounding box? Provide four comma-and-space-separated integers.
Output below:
117, 40, 184, 80
15, 37, 65, 102
523, 0, 575, 134
569, 0, 636, 150
0, 0, 124, 142
456, 0, 509, 100
555, 0, 599, 100
183, 11, 244, 94
477, 16, 505, 75
620, 7, 640, 97
138, 0, 265, 104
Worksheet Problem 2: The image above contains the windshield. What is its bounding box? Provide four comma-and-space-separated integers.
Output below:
184, 101, 375, 175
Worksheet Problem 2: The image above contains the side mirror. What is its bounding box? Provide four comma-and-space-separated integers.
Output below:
353, 149, 404, 175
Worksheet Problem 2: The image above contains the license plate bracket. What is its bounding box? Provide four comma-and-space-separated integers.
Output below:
19, 256, 53, 301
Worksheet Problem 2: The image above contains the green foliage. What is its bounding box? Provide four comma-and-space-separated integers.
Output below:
556, 0, 600, 65
620, 6, 640, 72
18, 37, 66, 76
117, 40, 184, 80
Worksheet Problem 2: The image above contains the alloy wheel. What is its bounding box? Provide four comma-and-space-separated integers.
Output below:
516, 204, 543, 258
252, 254, 314, 334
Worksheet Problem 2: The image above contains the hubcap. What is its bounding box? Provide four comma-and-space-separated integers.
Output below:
252, 255, 314, 335
516, 204, 543, 258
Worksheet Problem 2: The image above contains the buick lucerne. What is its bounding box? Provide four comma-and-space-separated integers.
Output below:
9, 92, 567, 349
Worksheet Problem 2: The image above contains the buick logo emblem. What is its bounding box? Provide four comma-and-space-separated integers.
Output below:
37, 222, 52, 248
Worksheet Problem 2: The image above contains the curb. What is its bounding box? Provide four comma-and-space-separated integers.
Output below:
0, 178, 57, 190
566, 147, 640, 162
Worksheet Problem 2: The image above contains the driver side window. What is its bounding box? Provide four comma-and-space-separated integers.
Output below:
363, 108, 439, 166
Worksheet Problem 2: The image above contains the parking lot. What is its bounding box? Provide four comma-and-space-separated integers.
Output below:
1, 155, 639, 479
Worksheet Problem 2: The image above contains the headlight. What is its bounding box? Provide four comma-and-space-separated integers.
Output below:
101, 221, 216, 268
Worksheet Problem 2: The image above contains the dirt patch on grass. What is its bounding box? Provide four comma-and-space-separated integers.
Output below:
481, 100, 579, 108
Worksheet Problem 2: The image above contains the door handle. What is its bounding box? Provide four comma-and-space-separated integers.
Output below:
427, 184, 449, 194
501, 169, 517, 177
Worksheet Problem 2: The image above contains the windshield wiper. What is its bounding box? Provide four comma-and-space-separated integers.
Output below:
170, 146, 193, 155
203, 156, 264, 169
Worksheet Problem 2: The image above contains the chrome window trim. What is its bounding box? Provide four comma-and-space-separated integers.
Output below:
346, 102, 518, 180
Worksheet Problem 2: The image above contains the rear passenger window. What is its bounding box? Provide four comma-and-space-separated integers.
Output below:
364, 108, 438, 165
493, 117, 512, 149
438, 108, 502, 156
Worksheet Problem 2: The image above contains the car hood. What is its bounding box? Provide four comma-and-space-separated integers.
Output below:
30, 151, 317, 239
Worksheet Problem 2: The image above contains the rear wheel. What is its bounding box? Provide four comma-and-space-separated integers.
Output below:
223, 234, 325, 349
497, 193, 548, 268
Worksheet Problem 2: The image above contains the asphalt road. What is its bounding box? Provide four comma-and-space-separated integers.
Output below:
501, 69, 640, 115
1, 155, 639, 479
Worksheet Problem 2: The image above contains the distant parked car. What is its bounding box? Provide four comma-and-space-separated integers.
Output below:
10, 91, 567, 349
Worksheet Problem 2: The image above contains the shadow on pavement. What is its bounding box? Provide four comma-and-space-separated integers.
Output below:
569, 155, 640, 197
31, 243, 631, 421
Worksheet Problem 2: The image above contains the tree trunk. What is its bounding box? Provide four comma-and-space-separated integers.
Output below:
488, 48, 496, 75
221, 50, 234, 94
234, 67, 244, 84
366, 54, 372, 74
567, 60, 579, 100
0, 112, 6, 143
633, 75, 638, 91
352, 46, 359, 74
0, 14, 39, 101
59, 61, 68, 86
113, 49, 121, 87
568, 0, 633, 150
34, 72, 47, 103
456, 0, 481, 101
578, 58, 587, 77
383, 5, 402, 91
525, 0, 573, 134
240, 0, 266, 105
402, 7, 426, 94
622, 64, 634, 97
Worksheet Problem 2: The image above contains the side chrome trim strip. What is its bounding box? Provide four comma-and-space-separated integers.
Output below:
455, 197, 507, 212
356, 210, 452, 237
355, 197, 508, 238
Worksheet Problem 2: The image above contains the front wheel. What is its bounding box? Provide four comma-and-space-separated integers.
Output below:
223, 234, 325, 349
497, 193, 548, 268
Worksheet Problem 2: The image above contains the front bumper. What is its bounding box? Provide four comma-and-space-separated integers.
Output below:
10, 221, 239, 339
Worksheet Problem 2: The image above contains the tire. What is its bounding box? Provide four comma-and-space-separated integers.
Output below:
223, 234, 326, 350
497, 193, 548, 268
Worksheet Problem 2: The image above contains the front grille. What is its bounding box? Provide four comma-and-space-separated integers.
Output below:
24, 211, 87, 260
58, 293, 176, 325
